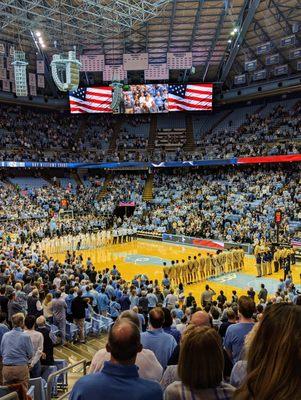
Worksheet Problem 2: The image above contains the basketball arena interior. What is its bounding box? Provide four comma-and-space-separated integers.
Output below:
0, 1, 300, 399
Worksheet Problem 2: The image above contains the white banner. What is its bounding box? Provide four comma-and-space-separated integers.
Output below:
37, 74, 45, 88
167, 52, 193, 69
144, 64, 169, 80
103, 65, 127, 81
29, 73, 36, 87
123, 53, 149, 71
80, 54, 104, 72
36, 60, 45, 74
29, 85, 37, 96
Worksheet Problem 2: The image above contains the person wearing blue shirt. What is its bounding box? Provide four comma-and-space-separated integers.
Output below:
70, 319, 162, 400
224, 296, 255, 364
98, 288, 110, 316
146, 288, 158, 310
105, 282, 115, 299
109, 297, 121, 321
65, 288, 75, 322
141, 308, 177, 369
0, 313, 34, 390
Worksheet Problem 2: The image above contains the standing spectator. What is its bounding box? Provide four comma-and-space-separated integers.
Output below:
89, 311, 163, 382
27, 289, 43, 318
7, 292, 23, 324
70, 319, 162, 400
0, 313, 34, 392
109, 296, 121, 321
0, 312, 9, 384
224, 296, 255, 364
217, 290, 227, 306
42, 293, 53, 323
219, 309, 236, 338
162, 308, 181, 344
164, 289, 177, 309
71, 290, 88, 343
201, 285, 216, 307
247, 287, 255, 300
164, 326, 235, 399
14, 283, 27, 314
98, 288, 110, 316
52, 291, 67, 345
258, 284, 268, 303
24, 315, 43, 378
36, 316, 54, 367
0, 287, 9, 317
141, 308, 177, 369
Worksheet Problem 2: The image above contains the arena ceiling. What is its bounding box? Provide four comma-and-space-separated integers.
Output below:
0, 0, 300, 87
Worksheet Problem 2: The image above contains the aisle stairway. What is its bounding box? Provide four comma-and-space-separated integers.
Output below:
183, 114, 195, 152
147, 114, 158, 153
142, 174, 154, 201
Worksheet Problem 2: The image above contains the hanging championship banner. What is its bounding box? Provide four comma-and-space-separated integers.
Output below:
123, 53, 149, 71
80, 54, 104, 72
144, 64, 169, 80
167, 52, 193, 69
29, 85, 37, 96
36, 60, 45, 74
29, 73, 36, 87
37, 74, 45, 88
103, 65, 127, 81
0, 68, 6, 80
2, 79, 10, 91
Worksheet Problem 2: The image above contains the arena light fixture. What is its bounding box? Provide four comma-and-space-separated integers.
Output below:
35, 31, 42, 37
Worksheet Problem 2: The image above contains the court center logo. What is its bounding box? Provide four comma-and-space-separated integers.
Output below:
124, 254, 168, 266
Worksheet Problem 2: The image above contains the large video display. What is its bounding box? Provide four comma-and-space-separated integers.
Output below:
69, 83, 212, 114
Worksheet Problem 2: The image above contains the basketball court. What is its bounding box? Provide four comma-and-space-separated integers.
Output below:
49, 239, 301, 301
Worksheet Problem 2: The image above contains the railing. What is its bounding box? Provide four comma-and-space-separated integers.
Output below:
0, 393, 18, 400
46, 359, 87, 400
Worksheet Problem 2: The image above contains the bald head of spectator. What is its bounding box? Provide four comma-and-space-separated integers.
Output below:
36, 315, 46, 327
149, 307, 165, 329
190, 311, 211, 327
106, 319, 142, 365
118, 310, 140, 328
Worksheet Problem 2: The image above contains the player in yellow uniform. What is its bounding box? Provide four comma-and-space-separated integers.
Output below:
181, 259, 188, 284
226, 249, 233, 272
192, 256, 199, 283
205, 253, 212, 278
198, 253, 205, 281
187, 256, 194, 284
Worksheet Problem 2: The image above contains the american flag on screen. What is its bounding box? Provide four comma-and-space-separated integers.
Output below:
168, 83, 213, 111
69, 86, 112, 113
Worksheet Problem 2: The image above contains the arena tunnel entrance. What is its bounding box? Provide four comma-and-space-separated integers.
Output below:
114, 202, 136, 219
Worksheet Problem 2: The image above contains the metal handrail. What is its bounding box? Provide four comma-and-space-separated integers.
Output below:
46, 359, 87, 400
0, 393, 18, 400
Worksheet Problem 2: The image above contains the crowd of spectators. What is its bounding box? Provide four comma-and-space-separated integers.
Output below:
138, 165, 300, 243
0, 238, 300, 399
0, 99, 300, 164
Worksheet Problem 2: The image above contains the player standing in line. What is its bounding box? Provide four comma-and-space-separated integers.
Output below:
198, 253, 205, 281
192, 255, 199, 283
181, 259, 188, 284
205, 253, 211, 278
187, 256, 194, 284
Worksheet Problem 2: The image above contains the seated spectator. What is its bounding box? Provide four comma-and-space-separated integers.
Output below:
141, 308, 177, 369
224, 296, 255, 364
89, 311, 163, 382
234, 303, 301, 399
164, 326, 235, 399
70, 319, 162, 400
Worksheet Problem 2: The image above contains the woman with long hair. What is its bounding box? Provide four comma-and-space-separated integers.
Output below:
234, 303, 301, 400
164, 325, 235, 399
